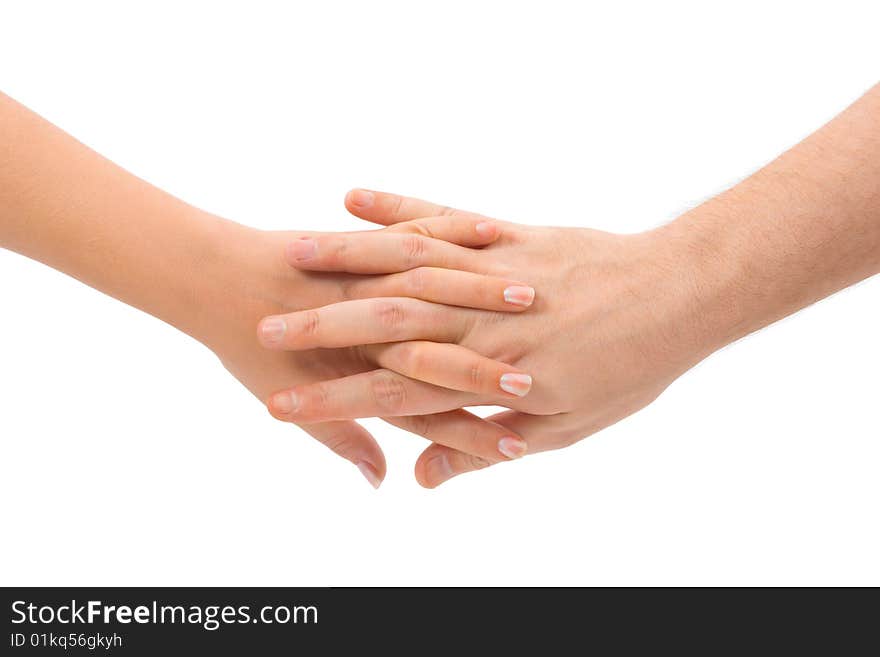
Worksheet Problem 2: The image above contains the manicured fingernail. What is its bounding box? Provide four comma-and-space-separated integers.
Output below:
503, 285, 535, 307
475, 221, 497, 239
259, 317, 287, 345
270, 391, 299, 415
349, 189, 375, 209
500, 373, 532, 397
286, 237, 317, 261
356, 461, 382, 489
498, 436, 527, 459
425, 454, 454, 485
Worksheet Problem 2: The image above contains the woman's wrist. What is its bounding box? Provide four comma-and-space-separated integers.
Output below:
156, 208, 238, 348
171, 214, 307, 354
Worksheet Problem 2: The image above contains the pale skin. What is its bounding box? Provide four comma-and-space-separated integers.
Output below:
0, 92, 539, 488
263, 82, 880, 487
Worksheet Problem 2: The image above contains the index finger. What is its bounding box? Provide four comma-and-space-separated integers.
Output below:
284, 231, 484, 274
345, 188, 487, 226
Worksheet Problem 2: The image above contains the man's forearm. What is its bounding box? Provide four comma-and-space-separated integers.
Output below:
669, 83, 880, 354
0, 92, 239, 344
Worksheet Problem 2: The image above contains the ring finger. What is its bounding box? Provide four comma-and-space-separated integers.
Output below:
364, 341, 532, 398
343, 268, 535, 312
266, 369, 480, 423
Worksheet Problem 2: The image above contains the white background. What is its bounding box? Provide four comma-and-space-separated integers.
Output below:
1, 1, 878, 586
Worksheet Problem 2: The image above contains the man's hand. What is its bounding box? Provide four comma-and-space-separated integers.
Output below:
265, 83, 880, 487
270, 80, 880, 491
263, 191, 711, 486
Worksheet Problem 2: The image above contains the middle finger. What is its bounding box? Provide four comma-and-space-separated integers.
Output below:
257, 298, 472, 350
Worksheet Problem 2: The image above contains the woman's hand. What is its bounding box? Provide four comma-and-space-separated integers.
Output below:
265, 190, 719, 487
199, 211, 536, 488
1, 92, 539, 489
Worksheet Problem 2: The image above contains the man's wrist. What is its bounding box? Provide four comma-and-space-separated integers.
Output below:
650, 203, 760, 362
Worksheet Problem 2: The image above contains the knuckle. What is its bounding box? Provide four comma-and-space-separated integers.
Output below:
401, 343, 427, 379
370, 372, 408, 414
315, 384, 331, 411
404, 267, 427, 295
332, 237, 349, 259
396, 221, 433, 238
411, 221, 436, 239
468, 363, 484, 390
389, 194, 405, 219
301, 310, 321, 337
321, 236, 347, 267
483, 310, 510, 326
464, 453, 492, 471
320, 430, 357, 457
300, 384, 330, 418
373, 300, 406, 332
402, 234, 427, 264
402, 413, 434, 438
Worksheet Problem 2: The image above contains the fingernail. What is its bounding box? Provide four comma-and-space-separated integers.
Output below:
475, 221, 497, 238
270, 391, 299, 415
503, 285, 535, 307
286, 237, 317, 261
498, 436, 527, 459
258, 317, 287, 345
425, 454, 454, 485
500, 373, 532, 397
349, 189, 375, 209
356, 461, 382, 489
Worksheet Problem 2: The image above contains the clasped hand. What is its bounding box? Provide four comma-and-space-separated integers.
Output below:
223, 189, 706, 488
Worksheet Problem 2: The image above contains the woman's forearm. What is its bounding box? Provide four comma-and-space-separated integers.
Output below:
668, 83, 880, 354
0, 92, 244, 344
